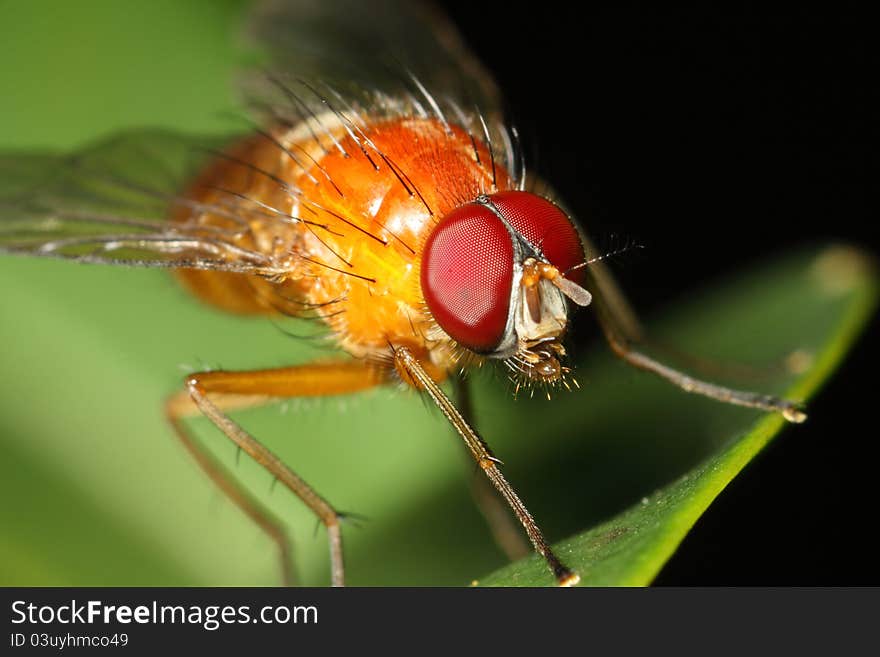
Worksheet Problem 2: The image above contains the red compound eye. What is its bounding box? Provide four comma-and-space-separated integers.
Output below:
488, 191, 586, 285
421, 203, 514, 352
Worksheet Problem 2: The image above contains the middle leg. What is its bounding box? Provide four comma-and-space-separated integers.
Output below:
166, 360, 384, 586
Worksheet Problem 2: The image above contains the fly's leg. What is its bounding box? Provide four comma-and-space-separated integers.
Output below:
166, 395, 296, 585
581, 247, 807, 422
452, 375, 530, 561
165, 361, 383, 587
395, 346, 578, 586
600, 326, 806, 422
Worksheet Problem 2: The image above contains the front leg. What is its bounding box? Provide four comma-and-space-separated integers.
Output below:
578, 234, 806, 422
394, 346, 579, 586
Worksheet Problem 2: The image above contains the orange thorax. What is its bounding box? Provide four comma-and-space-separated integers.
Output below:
173, 116, 510, 373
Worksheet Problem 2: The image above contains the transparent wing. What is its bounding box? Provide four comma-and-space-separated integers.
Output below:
241, 0, 522, 186
0, 1, 515, 272
245, 0, 502, 113
0, 129, 276, 274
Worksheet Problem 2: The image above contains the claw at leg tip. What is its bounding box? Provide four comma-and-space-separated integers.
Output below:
558, 571, 581, 587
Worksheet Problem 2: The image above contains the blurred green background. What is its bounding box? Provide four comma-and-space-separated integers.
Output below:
0, 1, 873, 587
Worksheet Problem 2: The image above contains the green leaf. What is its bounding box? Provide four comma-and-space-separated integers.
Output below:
478, 245, 878, 586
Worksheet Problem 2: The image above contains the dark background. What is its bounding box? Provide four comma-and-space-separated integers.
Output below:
441, 1, 877, 584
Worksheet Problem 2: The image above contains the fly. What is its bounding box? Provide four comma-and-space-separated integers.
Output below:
0, 0, 805, 587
